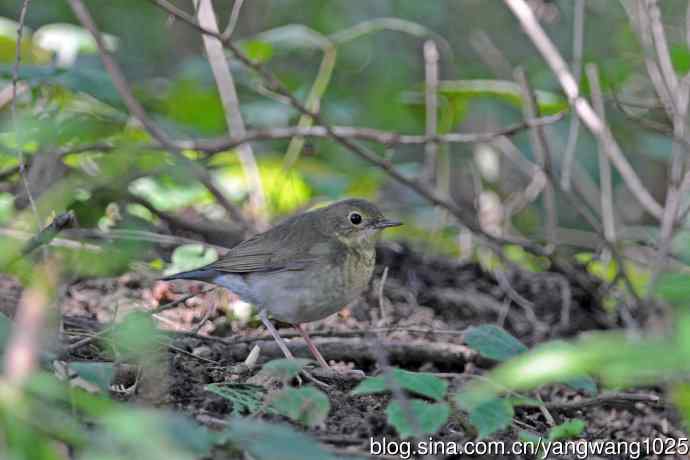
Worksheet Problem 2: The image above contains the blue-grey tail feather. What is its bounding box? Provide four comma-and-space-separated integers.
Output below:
160, 268, 217, 282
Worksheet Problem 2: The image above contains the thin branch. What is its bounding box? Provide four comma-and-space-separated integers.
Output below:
561, 0, 585, 190
644, 0, 678, 111
12, 0, 39, 224
586, 64, 616, 243
625, 0, 675, 119
184, 115, 565, 153
514, 67, 557, 247
20, 210, 76, 256
194, 0, 266, 222
504, 0, 664, 220
8, 115, 564, 162
222, 0, 244, 39
422, 40, 439, 184
66, 0, 253, 234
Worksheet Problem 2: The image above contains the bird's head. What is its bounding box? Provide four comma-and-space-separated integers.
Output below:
316, 198, 402, 248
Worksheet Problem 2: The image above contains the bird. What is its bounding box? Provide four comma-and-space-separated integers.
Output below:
161, 198, 402, 370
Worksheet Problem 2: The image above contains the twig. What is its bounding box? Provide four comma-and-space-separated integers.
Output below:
12, 118, 563, 159
194, 0, 265, 222
66, 0, 253, 234
514, 67, 557, 247
186, 115, 565, 153
222, 0, 244, 39
643, 0, 678, 113
422, 40, 439, 184
561, 0, 584, 191
626, 0, 675, 118
504, 0, 664, 220
586, 64, 616, 243
12, 0, 39, 224
377, 266, 389, 322
20, 210, 76, 256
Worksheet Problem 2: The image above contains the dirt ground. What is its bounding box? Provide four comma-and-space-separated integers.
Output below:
1, 242, 686, 459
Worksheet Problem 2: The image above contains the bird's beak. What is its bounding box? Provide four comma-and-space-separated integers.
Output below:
373, 219, 403, 229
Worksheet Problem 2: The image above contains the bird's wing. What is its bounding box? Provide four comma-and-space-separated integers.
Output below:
206, 216, 326, 273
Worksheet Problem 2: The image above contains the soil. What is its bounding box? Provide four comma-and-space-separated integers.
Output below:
1, 242, 686, 459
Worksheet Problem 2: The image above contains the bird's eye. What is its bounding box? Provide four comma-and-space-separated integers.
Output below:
349, 212, 363, 225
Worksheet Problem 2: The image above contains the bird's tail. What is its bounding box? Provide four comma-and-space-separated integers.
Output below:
159, 268, 216, 282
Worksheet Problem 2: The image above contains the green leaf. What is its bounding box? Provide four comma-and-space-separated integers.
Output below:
562, 376, 597, 395
96, 409, 221, 458
243, 40, 274, 62
223, 418, 359, 460
351, 368, 448, 401
252, 25, 331, 51
108, 312, 162, 358
671, 44, 690, 74
270, 386, 330, 427
385, 399, 450, 439
164, 244, 218, 276
68, 362, 114, 393
548, 419, 586, 441
464, 325, 527, 361
671, 383, 690, 430
457, 397, 514, 438
654, 272, 690, 307
205, 383, 265, 415
260, 358, 312, 381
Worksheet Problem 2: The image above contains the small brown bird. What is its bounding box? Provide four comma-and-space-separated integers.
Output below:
162, 198, 401, 370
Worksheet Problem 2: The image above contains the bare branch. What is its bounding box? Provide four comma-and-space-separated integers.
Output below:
423, 40, 439, 184
194, 0, 266, 222
561, 0, 585, 190
504, 0, 664, 220
586, 64, 616, 243
514, 67, 557, 247
183, 115, 565, 153
20, 211, 76, 256
624, 0, 675, 119
12, 0, 39, 224
644, 0, 678, 109
222, 0, 245, 39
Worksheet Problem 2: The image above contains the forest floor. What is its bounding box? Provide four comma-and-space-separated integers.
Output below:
0, 242, 685, 459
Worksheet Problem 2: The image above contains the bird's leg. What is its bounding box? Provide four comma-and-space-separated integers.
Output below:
294, 323, 331, 370
259, 311, 331, 389
258, 309, 295, 360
